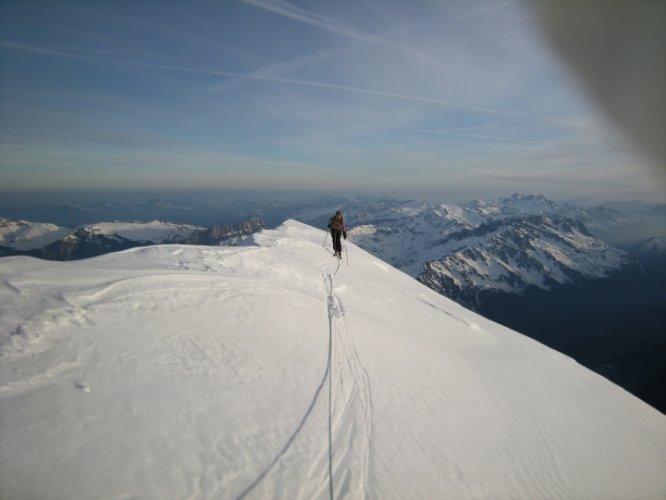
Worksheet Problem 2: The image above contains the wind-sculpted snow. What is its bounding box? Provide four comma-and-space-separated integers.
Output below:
1, 220, 665, 499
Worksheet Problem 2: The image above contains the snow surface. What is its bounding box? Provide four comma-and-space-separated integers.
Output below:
1, 220, 665, 499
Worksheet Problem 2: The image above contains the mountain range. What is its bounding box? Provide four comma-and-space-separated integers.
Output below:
342, 194, 636, 290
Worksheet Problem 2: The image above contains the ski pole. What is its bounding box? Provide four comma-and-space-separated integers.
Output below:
323, 231, 328, 248
344, 239, 349, 266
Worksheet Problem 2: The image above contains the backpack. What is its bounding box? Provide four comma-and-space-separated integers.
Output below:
329, 216, 344, 232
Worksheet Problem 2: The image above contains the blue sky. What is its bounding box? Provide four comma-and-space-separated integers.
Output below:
1, 0, 664, 203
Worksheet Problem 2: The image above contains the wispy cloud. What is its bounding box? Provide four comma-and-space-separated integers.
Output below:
412, 128, 538, 145
0, 41, 530, 118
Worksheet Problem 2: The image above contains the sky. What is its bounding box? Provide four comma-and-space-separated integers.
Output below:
0, 0, 664, 204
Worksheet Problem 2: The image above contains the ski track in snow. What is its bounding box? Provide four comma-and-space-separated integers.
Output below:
230, 250, 374, 500
233, 251, 375, 500
416, 297, 474, 329
322, 255, 374, 500
232, 355, 331, 500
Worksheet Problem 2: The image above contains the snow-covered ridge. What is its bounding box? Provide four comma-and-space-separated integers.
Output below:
0, 217, 70, 250
0, 218, 205, 251
79, 220, 206, 243
0, 217, 265, 261
1, 220, 665, 499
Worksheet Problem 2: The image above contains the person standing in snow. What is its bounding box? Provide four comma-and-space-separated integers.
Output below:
328, 210, 347, 258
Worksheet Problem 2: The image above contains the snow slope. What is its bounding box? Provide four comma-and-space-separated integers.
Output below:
1, 221, 665, 499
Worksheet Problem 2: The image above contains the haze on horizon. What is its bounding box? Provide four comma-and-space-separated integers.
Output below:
1, 0, 664, 204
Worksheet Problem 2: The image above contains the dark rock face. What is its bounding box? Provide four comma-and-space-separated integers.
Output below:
184, 219, 265, 246
43, 229, 138, 260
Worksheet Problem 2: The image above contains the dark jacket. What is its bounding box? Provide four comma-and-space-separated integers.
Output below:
329, 215, 345, 233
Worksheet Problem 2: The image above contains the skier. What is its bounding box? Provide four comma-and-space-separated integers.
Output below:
327, 210, 347, 259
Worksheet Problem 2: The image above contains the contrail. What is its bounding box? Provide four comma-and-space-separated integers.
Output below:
241, 0, 441, 65
241, 0, 363, 41
1, 40, 530, 117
